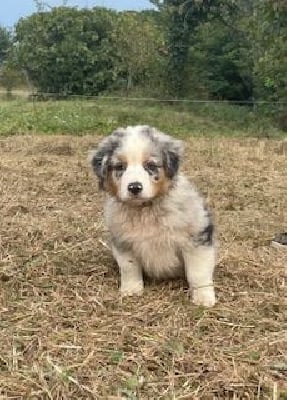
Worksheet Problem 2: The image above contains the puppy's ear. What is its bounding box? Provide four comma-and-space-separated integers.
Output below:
89, 130, 123, 190
90, 149, 110, 190
162, 138, 184, 179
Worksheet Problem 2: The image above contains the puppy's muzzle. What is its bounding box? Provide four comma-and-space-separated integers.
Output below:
128, 182, 143, 196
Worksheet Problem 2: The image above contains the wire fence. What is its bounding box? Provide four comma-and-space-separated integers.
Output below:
0, 89, 286, 105
25, 93, 287, 106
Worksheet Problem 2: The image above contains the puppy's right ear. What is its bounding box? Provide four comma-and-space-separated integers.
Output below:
161, 138, 184, 179
89, 149, 109, 190
89, 131, 123, 190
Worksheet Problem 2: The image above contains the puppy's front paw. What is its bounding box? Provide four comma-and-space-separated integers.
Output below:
192, 286, 216, 307
120, 282, 144, 297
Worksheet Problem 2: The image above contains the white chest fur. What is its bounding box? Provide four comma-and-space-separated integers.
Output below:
104, 175, 207, 279
107, 209, 184, 278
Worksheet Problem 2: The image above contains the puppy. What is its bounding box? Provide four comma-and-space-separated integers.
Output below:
90, 125, 216, 307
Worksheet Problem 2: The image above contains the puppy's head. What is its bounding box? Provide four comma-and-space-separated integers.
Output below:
90, 125, 183, 204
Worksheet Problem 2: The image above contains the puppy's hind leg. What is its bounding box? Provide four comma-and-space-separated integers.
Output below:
112, 246, 144, 296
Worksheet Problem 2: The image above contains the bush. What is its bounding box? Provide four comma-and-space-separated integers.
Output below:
15, 7, 118, 95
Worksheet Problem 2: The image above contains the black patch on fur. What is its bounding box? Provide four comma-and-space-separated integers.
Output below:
194, 209, 214, 246
144, 161, 159, 177
91, 131, 123, 189
111, 235, 133, 252
139, 125, 155, 139
112, 162, 127, 179
162, 149, 180, 179
137, 126, 181, 179
114, 169, 124, 179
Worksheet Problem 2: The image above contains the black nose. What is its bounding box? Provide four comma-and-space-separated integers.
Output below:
128, 182, 143, 195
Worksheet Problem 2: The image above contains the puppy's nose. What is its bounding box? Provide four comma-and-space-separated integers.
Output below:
128, 182, 143, 195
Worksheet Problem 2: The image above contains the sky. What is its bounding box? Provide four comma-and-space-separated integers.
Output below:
0, 0, 154, 27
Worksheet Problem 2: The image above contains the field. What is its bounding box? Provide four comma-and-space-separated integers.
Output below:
0, 97, 285, 138
0, 100, 286, 399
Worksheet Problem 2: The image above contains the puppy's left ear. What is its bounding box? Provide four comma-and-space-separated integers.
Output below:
162, 138, 184, 179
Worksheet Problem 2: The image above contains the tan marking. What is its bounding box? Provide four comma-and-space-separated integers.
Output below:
106, 171, 119, 197
113, 153, 128, 164
152, 169, 172, 197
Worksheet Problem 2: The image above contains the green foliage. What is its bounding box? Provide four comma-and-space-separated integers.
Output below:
152, 0, 229, 97
152, 0, 195, 96
0, 62, 23, 95
111, 11, 164, 94
189, 21, 253, 100
251, 0, 287, 101
0, 27, 24, 95
152, 0, 286, 103
165, 2, 191, 97
15, 7, 118, 95
0, 26, 11, 65
4, 0, 287, 105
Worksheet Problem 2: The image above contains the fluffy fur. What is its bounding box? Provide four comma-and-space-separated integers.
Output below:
90, 125, 216, 307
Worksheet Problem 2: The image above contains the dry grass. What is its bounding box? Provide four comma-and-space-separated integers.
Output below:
0, 135, 286, 399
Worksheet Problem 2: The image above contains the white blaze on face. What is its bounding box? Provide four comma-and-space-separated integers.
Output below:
119, 129, 154, 201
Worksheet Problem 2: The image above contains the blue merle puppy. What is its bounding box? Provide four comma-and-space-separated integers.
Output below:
90, 125, 216, 307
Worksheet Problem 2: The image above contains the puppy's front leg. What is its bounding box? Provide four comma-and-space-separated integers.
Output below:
183, 245, 216, 307
112, 246, 143, 296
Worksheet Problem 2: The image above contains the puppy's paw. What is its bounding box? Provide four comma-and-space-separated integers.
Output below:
120, 282, 143, 297
192, 286, 216, 307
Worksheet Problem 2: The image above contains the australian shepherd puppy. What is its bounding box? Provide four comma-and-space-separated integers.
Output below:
90, 125, 216, 307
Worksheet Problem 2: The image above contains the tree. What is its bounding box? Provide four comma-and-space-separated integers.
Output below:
15, 7, 118, 95
0, 26, 11, 65
112, 11, 163, 94
0, 61, 23, 97
151, 0, 226, 97
250, 0, 287, 101
188, 18, 253, 101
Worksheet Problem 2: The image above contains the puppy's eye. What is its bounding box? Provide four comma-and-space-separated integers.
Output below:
113, 163, 126, 172
145, 161, 159, 174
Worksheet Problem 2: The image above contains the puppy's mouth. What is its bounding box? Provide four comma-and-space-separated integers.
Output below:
121, 196, 154, 206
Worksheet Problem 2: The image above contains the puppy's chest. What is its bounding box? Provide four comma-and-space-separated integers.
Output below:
111, 209, 187, 244
109, 209, 189, 278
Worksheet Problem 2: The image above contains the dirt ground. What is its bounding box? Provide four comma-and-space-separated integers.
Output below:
0, 135, 286, 399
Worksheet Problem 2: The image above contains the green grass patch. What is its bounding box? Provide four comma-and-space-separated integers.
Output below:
0, 97, 284, 137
